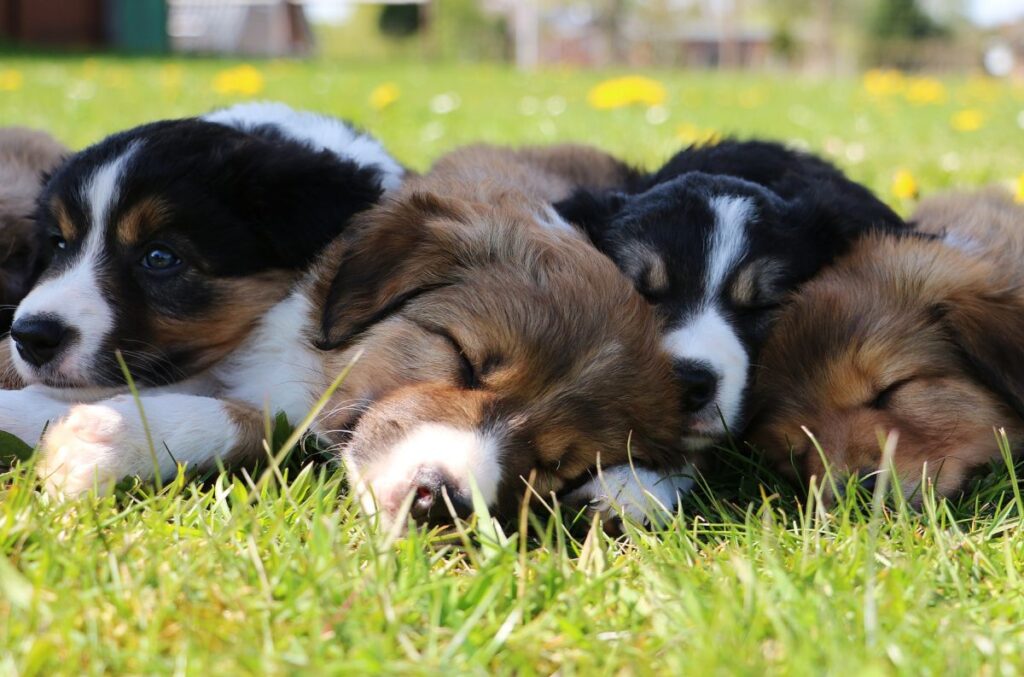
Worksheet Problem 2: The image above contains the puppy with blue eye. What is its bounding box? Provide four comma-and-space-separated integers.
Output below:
556, 140, 907, 525
0, 102, 404, 492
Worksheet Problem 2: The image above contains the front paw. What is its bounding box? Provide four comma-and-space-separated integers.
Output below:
36, 400, 144, 497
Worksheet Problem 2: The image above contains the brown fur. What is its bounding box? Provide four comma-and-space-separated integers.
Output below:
749, 189, 1024, 503
311, 145, 686, 516
0, 127, 68, 332
115, 196, 170, 245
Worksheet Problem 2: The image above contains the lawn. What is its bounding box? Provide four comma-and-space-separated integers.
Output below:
2, 55, 1024, 675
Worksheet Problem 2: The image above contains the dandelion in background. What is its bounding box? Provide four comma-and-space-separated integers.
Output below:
891, 169, 919, 200
904, 77, 946, 105
862, 69, 905, 97
369, 83, 400, 111
212, 65, 265, 97
587, 76, 666, 109
675, 122, 720, 145
0, 69, 23, 92
950, 109, 985, 132
1015, 173, 1024, 204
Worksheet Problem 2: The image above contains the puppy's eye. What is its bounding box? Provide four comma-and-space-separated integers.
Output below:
50, 234, 67, 251
140, 245, 183, 272
433, 328, 480, 389
869, 379, 911, 409
731, 259, 784, 311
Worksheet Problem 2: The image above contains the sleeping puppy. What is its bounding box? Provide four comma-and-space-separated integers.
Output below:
0, 101, 402, 460
555, 140, 906, 522
320, 144, 685, 525
0, 128, 68, 335
0, 138, 687, 530
749, 189, 1024, 504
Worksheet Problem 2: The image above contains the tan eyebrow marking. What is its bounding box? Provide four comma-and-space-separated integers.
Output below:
117, 196, 170, 245
51, 197, 76, 241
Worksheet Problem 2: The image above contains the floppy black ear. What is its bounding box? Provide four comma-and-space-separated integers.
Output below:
223, 137, 391, 270
940, 290, 1024, 421
553, 189, 627, 250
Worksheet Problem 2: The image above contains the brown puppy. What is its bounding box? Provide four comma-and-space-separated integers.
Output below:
0, 127, 67, 333
749, 189, 1024, 504
317, 144, 684, 523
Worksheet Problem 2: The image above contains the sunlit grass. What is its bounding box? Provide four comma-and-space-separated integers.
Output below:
1, 55, 1024, 673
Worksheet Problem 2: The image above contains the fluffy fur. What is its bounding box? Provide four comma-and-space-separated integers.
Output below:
555, 139, 905, 519
749, 189, 1024, 503
0, 127, 68, 336
0, 139, 688, 532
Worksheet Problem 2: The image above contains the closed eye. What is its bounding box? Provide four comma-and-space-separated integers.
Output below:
426, 325, 480, 389
868, 378, 912, 409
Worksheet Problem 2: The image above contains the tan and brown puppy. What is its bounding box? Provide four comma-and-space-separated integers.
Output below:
317, 144, 685, 523
0, 127, 68, 334
749, 189, 1024, 503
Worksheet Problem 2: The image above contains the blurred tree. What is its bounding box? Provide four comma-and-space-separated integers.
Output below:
869, 0, 947, 40
379, 4, 423, 39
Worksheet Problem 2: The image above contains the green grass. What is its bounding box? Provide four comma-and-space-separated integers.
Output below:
2, 55, 1024, 674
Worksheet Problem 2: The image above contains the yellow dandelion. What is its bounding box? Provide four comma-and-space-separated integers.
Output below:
369, 82, 400, 111
675, 122, 720, 146
950, 109, 985, 132
1015, 173, 1024, 204
904, 77, 946, 105
587, 76, 666, 110
862, 68, 905, 97
0, 69, 22, 92
212, 64, 265, 97
891, 169, 919, 200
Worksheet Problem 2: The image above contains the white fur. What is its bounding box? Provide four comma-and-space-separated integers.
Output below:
218, 289, 322, 423
37, 393, 247, 497
348, 422, 501, 518
202, 102, 404, 192
12, 144, 139, 384
0, 385, 75, 445
564, 463, 696, 526
662, 306, 748, 436
705, 195, 752, 292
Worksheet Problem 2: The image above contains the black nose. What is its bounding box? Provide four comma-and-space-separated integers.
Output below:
10, 316, 70, 367
674, 362, 719, 412
408, 467, 472, 525
857, 469, 879, 493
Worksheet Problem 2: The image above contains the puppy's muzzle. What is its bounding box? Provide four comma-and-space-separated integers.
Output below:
10, 316, 75, 368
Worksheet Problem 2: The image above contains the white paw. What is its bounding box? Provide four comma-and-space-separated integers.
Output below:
563, 464, 696, 530
36, 399, 145, 497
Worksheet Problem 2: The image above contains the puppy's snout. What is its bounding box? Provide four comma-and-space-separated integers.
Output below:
407, 466, 471, 525
674, 362, 719, 412
11, 316, 73, 367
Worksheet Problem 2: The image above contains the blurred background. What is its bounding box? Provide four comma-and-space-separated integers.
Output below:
0, 1, 1021, 206
1, 0, 1022, 76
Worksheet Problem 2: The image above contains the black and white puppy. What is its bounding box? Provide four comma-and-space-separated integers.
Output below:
557, 140, 906, 521
0, 102, 403, 487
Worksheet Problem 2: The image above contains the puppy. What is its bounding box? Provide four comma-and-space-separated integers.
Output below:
749, 189, 1024, 504
555, 140, 906, 521
0, 127, 68, 335
0, 139, 687, 530
0, 101, 401, 473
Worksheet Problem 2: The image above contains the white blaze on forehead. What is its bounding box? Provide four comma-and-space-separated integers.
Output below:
662, 307, 748, 432
350, 422, 502, 515
13, 143, 140, 382
202, 101, 405, 193
705, 195, 753, 294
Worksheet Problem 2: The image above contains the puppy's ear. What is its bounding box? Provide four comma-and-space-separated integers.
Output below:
316, 192, 461, 349
553, 190, 626, 249
224, 137, 390, 269
940, 289, 1024, 420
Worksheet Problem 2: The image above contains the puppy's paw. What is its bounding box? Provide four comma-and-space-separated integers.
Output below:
563, 464, 695, 534
37, 398, 144, 497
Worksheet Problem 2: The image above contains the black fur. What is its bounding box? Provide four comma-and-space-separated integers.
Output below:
24, 114, 392, 387
556, 139, 908, 437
